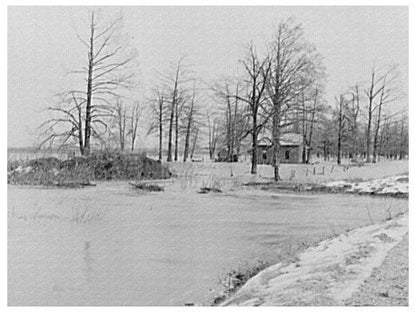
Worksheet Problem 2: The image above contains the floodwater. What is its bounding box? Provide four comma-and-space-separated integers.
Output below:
8, 182, 408, 306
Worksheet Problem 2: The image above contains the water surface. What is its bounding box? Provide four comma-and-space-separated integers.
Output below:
8, 182, 407, 305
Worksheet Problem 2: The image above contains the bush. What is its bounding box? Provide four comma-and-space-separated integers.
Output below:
8, 152, 171, 187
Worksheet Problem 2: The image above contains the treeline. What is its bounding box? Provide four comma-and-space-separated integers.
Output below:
40, 12, 408, 181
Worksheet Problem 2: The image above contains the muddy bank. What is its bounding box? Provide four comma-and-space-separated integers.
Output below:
7, 152, 171, 187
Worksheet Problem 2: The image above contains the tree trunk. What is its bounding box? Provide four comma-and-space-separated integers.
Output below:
251, 113, 258, 174
301, 93, 307, 164
372, 104, 382, 163
366, 70, 376, 163
337, 130, 342, 165
226, 96, 232, 162
183, 102, 194, 162
207, 114, 213, 159
83, 12, 95, 157
174, 107, 179, 161
337, 96, 344, 165
158, 105, 163, 161
74, 95, 84, 156
183, 130, 190, 162
190, 128, 199, 159
306, 89, 318, 164
272, 100, 281, 181
167, 101, 175, 162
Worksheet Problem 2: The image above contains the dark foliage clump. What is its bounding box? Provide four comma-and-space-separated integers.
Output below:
8, 152, 171, 187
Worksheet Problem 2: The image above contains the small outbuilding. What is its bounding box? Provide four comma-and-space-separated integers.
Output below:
216, 149, 239, 162
256, 133, 306, 164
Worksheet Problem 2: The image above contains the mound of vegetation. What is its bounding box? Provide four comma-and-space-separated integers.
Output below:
129, 182, 164, 192
7, 152, 171, 187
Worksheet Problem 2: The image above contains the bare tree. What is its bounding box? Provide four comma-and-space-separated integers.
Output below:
335, 94, 349, 164
40, 11, 136, 156
160, 57, 190, 162
399, 112, 408, 159
305, 86, 325, 163
129, 101, 142, 151
364, 65, 387, 162
238, 43, 271, 174
213, 80, 249, 162
174, 93, 187, 161
183, 84, 197, 162
346, 84, 361, 160
268, 18, 322, 180
372, 66, 400, 162
213, 80, 234, 161
207, 111, 220, 160
190, 127, 199, 159
148, 89, 166, 161
115, 98, 127, 151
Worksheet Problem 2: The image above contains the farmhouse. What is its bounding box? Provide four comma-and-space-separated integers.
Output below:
257, 133, 306, 164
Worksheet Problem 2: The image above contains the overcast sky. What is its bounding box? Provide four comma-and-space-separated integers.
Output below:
8, 6, 408, 148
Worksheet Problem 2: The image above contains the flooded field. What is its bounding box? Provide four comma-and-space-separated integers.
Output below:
8, 182, 408, 306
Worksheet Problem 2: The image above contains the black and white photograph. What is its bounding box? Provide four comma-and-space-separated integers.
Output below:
6, 3, 410, 308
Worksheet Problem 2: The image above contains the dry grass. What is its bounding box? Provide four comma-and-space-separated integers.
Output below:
9, 204, 102, 224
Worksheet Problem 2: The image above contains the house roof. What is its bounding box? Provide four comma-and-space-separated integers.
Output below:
258, 132, 303, 147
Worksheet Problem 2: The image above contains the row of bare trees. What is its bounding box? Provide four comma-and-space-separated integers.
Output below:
210, 18, 326, 180
39, 12, 407, 177
329, 64, 404, 164
148, 58, 202, 162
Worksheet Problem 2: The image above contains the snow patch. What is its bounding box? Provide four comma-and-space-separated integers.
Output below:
223, 214, 408, 306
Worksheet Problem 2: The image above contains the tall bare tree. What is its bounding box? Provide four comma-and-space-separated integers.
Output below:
335, 94, 349, 164
114, 98, 127, 151
364, 65, 387, 162
160, 57, 190, 162
148, 89, 166, 161
129, 101, 142, 151
40, 11, 136, 155
372, 66, 400, 162
207, 111, 220, 160
347, 84, 361, 159
238, 43, 271, 174
213, 80, 249, 162
183, 84, 198, 162
268, 18, 323, 180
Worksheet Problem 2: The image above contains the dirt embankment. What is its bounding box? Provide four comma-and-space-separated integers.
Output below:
8, 153, 171, 187
222, 213, 408, 306
219, 173, 409, 307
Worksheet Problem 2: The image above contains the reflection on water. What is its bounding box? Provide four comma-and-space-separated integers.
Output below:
83, 241, 93, 283
8, 183, 408, 306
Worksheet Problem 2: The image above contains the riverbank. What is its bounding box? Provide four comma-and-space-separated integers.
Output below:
245, 174, 409, 199
215, 167, 409, 306
222, 212, 408, 306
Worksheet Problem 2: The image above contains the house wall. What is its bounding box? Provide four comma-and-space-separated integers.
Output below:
257, 145, 302, 164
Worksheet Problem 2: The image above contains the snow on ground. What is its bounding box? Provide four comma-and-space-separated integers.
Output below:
166, 159, 408, 186
222, 213, 408, 306
325, 175, 409, 196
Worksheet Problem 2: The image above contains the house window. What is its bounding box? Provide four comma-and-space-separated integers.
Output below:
262, 152, 267, 160
285, 150, 290, 160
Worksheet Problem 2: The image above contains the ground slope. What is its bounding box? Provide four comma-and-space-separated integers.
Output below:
222, 213, 408, 306
345, 234, 408, 306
